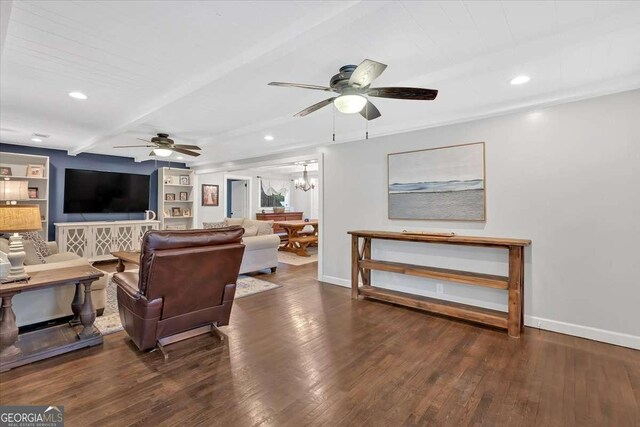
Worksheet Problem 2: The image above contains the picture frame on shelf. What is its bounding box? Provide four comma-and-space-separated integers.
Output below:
166, 225, 186, 230
171, 207, 182, 216
201, 184, 219, 206
165, 193, 175, 201
26, 164, 44, 178
179, 175, 190, 185
28, 187, 39, 199
0, 167, 11, 176
183, 208, 191, 217
179, 191, 188, 201
164, 208, 170, 217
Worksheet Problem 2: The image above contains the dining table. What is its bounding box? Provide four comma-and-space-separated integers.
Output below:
273, 219, 318, 257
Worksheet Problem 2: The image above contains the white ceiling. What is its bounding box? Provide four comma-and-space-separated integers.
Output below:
1, 1, 640, 168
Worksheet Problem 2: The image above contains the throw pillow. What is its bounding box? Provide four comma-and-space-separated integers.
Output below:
203, 221, 225, 229
20, 231, 51, 264
22, 239, 44, 265
224, 217, 244, 227
243, 226, 259, 237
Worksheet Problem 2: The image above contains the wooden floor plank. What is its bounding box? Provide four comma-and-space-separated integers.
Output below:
0, 261, 638, 426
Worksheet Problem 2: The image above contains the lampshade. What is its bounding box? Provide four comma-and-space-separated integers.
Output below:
0, 205, 42, 233
333, 94, 367, 114
0, 180, 29, 202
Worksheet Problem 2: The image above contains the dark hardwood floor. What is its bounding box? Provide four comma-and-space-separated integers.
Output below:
1, 261, 638, 426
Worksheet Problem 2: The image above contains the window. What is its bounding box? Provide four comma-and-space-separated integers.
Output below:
259, 178, 289, 208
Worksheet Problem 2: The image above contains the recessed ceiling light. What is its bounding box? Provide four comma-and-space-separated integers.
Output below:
177, 156, 184, 160
510, 75, 530, 85
31, 137, 43, 143
264, 135, 274, 141
68, 91, 88, 100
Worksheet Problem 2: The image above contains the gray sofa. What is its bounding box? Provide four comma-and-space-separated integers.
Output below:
0, 238, 107, 327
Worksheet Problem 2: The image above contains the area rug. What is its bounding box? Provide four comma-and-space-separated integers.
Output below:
277, 247, 318, 266
94, 270, 281, 335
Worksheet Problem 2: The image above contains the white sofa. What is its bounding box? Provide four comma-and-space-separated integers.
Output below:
206, 218, 281, 274
0, 239, 107, 327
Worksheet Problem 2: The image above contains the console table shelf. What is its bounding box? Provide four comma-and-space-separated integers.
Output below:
348, 230, 531, 337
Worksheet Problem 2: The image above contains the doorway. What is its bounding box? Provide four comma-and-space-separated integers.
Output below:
225, 176, 251, 219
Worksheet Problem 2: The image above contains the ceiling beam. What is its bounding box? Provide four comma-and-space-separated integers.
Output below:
69, 1, 387, 155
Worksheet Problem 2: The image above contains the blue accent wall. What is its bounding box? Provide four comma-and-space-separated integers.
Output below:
0, 143, 187, 240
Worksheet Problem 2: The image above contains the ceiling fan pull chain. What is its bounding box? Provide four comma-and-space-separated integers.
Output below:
332, 105, 336, 142
365, 103, 369, 140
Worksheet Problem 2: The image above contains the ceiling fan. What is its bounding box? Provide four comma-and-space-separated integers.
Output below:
268, 59, 438, 120
113, 133, 201, 157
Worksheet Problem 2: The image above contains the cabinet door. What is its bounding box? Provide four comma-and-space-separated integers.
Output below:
62, 227, 89, 258
134, 224, 156, 250
113, 224, 136, 252
92, 225, 115, 258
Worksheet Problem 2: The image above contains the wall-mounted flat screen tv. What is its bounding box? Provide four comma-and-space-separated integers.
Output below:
63, 169, 150, 214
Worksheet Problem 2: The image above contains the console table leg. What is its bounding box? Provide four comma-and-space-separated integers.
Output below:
361, 238, 372, 286
0, 294, 21, 358
507, 246, 524, 338
116, 258, 125, 273
79, 280, 97, 339
70, 282, 83, 326
351, 235, 360, 299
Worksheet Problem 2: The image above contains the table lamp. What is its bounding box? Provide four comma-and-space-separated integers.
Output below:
0, 205, 42, 282
0, 180, 29, 204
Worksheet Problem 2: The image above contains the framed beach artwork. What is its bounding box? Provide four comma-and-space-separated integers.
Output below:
387, 142, 486, 221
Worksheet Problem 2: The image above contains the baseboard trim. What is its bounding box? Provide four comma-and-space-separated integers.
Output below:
524, 315, 639, 350
320, 275, 640, 350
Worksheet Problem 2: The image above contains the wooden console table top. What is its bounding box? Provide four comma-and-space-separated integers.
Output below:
0, 265, 104, 295
348, 230, 531, 247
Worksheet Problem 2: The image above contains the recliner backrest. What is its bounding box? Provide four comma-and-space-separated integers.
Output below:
138, 227, 245, 319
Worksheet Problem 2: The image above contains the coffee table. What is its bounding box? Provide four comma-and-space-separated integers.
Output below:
0, 265, 104, 371
111, 251, 140, 272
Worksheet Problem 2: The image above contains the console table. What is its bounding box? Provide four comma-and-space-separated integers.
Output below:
56, 220, 160, 262
0, 265, 104, 371
348, 230, 531, 337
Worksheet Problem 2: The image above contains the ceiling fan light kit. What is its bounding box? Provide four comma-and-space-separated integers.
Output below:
269, 59, 438, 121
334, 94, 367, 114
153, 148, 172, 157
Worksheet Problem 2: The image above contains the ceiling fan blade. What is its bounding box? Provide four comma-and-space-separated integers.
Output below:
294, 97, 336, 117
172, 144, 201, 150
268, 82, 334, 92
349, 59, 387, 88
137, 138, 153, 143
114, 145, 156, 148
171, 147, 201, 157
360, 101, 382, 121
367, 87, 438, 100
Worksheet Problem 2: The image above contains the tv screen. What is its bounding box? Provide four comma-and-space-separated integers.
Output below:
63, 169, 150, 214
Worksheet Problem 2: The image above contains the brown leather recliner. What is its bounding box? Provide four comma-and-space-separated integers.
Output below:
114, 227, 245, 351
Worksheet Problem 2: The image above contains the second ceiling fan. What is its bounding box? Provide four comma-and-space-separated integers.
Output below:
268, 59, 438, 120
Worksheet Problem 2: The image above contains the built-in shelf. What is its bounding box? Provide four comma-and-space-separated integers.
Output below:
0, 152, 49, 239
158, 167, 195, 230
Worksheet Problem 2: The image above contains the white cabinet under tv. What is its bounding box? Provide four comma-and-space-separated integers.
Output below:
55, 220, 160, 261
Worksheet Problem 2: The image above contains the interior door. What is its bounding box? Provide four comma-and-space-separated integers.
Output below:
231, 180, 247, 218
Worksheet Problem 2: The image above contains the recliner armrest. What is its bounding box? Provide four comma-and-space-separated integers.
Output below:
113, 272, 140, 297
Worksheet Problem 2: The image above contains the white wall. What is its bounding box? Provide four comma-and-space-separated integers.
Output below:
194, 171, 225, 226
321, 89, 640, 349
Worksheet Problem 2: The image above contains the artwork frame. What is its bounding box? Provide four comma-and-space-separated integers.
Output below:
179, 175, 190, 185
165, 193, 175, 201
387, 142, 486, 222
26, 164, 44, 178
0, 167, 12, 176
201, 184, 219, 206
171, 207, 182, 217
179, 191, 188, 201
28, 187, 39, 199
183, 208, 191, 217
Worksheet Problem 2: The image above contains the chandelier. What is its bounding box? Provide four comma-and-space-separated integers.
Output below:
294, 165, 315, 192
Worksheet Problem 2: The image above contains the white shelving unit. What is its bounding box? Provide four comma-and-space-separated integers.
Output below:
158, 167, 194, 230
0, 152, 50, 239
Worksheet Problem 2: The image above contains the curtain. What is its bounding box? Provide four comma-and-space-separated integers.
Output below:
260, 178, 289, 196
